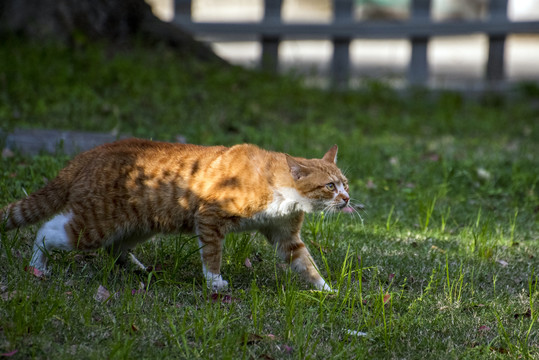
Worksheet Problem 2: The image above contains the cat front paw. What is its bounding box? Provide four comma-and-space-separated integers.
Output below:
205, 272, 229, 291
315, 279, 335, 292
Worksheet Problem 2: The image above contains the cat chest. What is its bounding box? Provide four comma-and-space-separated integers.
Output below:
236, 187, 308, 231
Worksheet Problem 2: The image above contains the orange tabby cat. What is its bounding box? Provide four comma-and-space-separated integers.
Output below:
1, 139, 350, 291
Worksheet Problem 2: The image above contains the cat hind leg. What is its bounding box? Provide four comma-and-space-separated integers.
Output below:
30, 212, 74, 273
106, 235, 151, 272
196, 224, 228, 291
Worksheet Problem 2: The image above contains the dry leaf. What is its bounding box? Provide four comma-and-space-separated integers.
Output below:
153, 341, 166, 348
490, 347, 508, 354
0, 350, 18, 357
383, 293, 391, 304
283, 345, 293, 354
209, 293, 237, 304
514, 309, 532, 319
496, 259, 509, 267
94, 285, 111, 302
24, 266, 44, 278
244, 258, 252, 268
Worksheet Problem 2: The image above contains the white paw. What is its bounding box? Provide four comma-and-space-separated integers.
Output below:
315, 279, 335, 292
205, 272, 229, 291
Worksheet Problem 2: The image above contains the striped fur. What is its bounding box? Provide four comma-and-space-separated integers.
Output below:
1, 139, 349, 291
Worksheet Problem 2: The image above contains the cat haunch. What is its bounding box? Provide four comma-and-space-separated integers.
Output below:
1, 139, 350, 291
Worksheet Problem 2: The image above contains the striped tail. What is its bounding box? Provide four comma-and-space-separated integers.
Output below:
1, 179, 69, 231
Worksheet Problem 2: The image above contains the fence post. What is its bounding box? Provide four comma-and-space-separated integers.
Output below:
174, 0, 192, 21
408, 0, 431, 86
486, 0, 508, 83
332, 0, 353, 88
261, 0, 282, 72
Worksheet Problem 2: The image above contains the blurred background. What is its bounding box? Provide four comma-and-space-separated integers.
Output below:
146, 0, 539, 89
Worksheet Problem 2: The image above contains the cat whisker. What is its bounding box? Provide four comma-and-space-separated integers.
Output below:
346, 200, 365, 226
350, 198, 368, 216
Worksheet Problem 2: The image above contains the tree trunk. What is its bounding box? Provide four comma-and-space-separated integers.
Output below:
0, 0, 223, 62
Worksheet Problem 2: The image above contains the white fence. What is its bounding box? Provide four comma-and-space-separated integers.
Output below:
172, 0, 539, 87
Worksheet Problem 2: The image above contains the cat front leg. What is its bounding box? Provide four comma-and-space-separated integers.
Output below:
196, 222, 228, 291
263, 227, 333, 291
284, 240, 333, 291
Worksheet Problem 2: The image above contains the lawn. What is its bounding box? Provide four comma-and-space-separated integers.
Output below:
0, 37, 538, 359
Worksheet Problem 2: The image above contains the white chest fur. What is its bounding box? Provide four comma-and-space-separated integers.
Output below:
238, 187, 311, 230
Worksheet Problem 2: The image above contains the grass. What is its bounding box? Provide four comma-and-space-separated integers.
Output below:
0, 36, 538, 359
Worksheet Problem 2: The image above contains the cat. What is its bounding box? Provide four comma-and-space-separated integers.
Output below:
1, 139, 350, 291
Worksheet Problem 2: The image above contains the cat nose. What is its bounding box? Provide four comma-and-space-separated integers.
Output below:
341, 194, 350, 204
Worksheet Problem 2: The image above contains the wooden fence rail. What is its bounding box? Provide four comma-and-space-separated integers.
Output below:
172, 0, 539, 87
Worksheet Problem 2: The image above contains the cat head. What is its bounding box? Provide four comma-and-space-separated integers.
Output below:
286, 145, 350, 212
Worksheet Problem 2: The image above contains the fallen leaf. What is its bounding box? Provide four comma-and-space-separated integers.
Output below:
209, 293, 238, 304
383, 293, 391, 304
131, 324, 139, 332
496, 259, 509, 267
94, 285, 111, 303
244, 258, 252, 268
146, 264, 163, 272
514, 309, 532, 319
478, 325, 491, 332
282, 345, 293, 354
490, 347, 508, 354
24, 266, 44, 278
0, 350, 18, 357
266, 334, 276, 340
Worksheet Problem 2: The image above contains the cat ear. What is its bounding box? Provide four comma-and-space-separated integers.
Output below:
322, 145, 338, 164
286, 155, 310, 180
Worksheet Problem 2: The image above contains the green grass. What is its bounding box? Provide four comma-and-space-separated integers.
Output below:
1, 37, 538, 359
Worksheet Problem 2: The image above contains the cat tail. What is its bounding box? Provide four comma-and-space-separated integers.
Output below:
1, 178, 69, 231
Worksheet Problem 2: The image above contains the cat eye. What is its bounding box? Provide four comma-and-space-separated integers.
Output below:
326, 183, 336, 191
